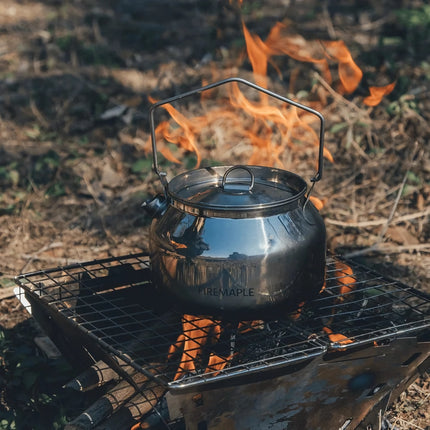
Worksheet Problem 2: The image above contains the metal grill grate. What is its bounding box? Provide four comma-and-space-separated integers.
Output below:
15, 253, 430, 391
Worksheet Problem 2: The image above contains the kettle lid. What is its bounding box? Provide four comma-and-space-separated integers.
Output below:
167, 165, 307, 216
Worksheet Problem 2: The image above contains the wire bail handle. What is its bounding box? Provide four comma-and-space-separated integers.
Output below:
149, 77, 325, 192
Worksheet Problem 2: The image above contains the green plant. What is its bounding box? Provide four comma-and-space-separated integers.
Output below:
0, 326, 78, 430
394, 5, 430, 57
386, 94, 419, 116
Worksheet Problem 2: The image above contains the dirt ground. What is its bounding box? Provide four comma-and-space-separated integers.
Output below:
0, 0, 429, 428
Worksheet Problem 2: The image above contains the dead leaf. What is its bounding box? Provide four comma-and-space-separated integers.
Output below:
386, 226, 419, 245
101, 164, 124, 189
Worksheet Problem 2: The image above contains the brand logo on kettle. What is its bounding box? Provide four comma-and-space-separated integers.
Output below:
198, 287, 255, 297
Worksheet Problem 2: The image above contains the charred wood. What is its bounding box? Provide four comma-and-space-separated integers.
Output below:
65, 370, 150, 430
92, 385, 167, 430
63, 359, 132, 392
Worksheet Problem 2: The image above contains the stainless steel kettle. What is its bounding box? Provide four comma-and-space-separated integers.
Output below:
143, 77, 326, 318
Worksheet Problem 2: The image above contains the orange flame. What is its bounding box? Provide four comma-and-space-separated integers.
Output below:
323, 326, 354, 345
321, 40, 363, 94
363, 81, 397, 106
251, 22, 363, 94
335, 261, 356, 298
205, 353, 235, 376
290, 301, 306, 321
321, 261, 356, 346
310, 196, 325, 211
148, 21, 343, 172
148, 96, 203, 167
168, 316, 263, 381
242, 22, 269, 89
148, 21, 395, 210
168, 314, 221, 380
256, 21, 395, 103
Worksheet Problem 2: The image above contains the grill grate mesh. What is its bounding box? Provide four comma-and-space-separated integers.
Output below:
15, 253, 430, 390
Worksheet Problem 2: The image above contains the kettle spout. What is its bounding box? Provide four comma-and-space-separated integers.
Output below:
142, 195, 168, 219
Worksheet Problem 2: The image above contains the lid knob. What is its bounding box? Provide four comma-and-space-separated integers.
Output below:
221, 165, 255, 194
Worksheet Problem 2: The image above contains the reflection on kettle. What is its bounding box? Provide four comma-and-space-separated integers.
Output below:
171, 217, 210, 258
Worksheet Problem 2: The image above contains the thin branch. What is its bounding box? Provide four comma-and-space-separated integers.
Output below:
325, 208, 429, 228
322, 2, 337, 39
376, 142, 419, 243
344, 243, 430, 258
20, 255, 83, 265
313, 72, 366, 113
20, 242, 64, 273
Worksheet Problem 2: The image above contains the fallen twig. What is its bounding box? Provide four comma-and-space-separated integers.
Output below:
20, 242, 64, 273
313, 72, 366, 114
377, 143, 419, 243
0, 286, 17, 300
389, 417, 425, 430
344, 243, 430, 258
20, 254, 83, 265
325, 208, 429, 228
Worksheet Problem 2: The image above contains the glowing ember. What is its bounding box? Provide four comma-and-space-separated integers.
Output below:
323, 326, 354, 345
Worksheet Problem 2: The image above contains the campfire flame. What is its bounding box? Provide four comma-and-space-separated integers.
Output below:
323, 261, 357, 345
323, 326, 354, 345
148, 21, 395, 213
167, 314, 221, 381
168, 316, 264, 381
364, 82, 397, 106
335, 261, 356, 299
205, 353, 235, 376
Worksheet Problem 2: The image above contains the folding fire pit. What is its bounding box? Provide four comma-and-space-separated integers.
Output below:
15, 253, 430, 429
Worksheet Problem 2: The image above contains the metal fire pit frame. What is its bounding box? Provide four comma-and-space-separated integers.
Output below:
14, 253, 430, 389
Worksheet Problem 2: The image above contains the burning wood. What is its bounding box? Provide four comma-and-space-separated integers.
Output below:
65, 369, 165, 430
168, 315, 265, 381
64, 359, 126, 392
168, 314, 222, 380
